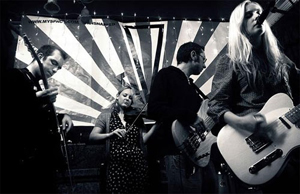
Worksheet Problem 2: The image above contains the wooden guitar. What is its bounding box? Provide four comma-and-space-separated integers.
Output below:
171, 99, 217, 167
217, 93, 300, 185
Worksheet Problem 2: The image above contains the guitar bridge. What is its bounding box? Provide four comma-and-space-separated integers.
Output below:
245, 133, 272, 153
249, 149, 283, 174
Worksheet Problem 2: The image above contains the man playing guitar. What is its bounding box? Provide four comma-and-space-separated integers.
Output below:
2, 44, 73, 193
147, 42, 216, 193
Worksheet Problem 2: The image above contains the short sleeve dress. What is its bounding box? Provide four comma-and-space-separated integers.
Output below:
106, 108, 148, 193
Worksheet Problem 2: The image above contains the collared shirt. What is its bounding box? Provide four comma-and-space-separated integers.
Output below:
207, 54, 300, 133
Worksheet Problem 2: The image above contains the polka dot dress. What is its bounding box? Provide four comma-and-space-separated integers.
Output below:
106, 110, 148, 193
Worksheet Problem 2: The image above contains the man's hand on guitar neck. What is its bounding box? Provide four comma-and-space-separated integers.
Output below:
36, 87, 58, 103
191, 116, 206, 138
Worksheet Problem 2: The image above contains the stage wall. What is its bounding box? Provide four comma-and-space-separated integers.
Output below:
15, 15, 229, 126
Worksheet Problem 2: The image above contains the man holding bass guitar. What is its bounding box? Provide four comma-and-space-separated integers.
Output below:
2, 44, 73, 193
207, 0, 300, 193
147, 42, 217, 193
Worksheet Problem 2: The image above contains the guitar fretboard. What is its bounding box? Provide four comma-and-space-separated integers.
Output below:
285, 104, 300, 125
204, 116, 215, 131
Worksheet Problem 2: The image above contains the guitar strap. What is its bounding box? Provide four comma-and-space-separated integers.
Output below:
20, 68, 42, 92
189, 78, 208, 100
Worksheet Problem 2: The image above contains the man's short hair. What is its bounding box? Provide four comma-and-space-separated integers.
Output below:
176, 42, 204, 65
36, 45, 68, 61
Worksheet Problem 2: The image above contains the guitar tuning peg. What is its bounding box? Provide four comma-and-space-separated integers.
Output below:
32, 45, 38, 53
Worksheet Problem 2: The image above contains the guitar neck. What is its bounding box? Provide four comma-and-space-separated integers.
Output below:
21, 34, 61, 132
204, 116, 215, 132
285, 104, 300, 124
198, 98, 216, 132
10, 24, 49, 89
23, 36, 49, 89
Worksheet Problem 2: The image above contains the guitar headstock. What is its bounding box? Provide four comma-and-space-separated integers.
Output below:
22, 34, 38, 59
21, 33, 49, 89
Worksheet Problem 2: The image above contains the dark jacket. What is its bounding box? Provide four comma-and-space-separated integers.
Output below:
147, 66, 203, 157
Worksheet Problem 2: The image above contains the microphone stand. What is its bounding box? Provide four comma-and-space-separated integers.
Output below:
271, 3, 299, 16
271, 7, 290, 15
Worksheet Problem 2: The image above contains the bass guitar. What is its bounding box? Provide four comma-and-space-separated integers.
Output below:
217, 93, 300, 185
172, 99, 217, 167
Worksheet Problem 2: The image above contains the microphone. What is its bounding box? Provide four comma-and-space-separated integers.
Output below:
257, 1, 276, 25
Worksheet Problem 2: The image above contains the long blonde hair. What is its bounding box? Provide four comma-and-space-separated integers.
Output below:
228, 0, 287, 91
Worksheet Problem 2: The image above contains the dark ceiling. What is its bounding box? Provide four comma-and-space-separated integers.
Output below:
1, 0, 271, 23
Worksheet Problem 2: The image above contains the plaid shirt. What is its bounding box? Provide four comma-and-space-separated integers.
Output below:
207, 54, 299, 129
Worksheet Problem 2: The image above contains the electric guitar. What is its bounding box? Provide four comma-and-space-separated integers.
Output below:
217, 93, 300, 185
172, 99, 217, 167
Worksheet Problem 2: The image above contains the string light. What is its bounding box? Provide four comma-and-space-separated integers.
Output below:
35, 15, 40, 40
134, 13, 136, 23
13, 9, 230, 22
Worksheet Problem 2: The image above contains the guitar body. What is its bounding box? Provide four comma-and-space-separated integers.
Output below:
172, 99, 217, 167
172, 121, 217, 167
217, 93, 300, 185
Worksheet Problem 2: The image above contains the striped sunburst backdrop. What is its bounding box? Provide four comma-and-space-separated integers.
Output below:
15, 15, 229, 126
